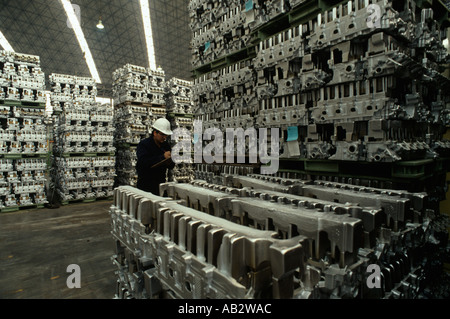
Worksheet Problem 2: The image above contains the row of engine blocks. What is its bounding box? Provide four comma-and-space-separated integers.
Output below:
49, 73, 97, 105
112, 64, 166, 107
112, 67, 166, 188
0, 50, 46, 103
0, 51, 49, 208
112, 62, 195, 187
110, 174, 449, 299
190, 0, 450, 163
49, 73, 116, 202
0, 157, 47, 208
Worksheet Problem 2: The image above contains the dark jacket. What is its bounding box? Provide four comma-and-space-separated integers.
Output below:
136, 135, 175, 194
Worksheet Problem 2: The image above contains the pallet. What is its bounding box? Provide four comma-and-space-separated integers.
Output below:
114, 100, 165, 108
0, 153, 49, 159
56, 152, 115, 158
278, 156, 450, 176
60, 195, 113, 206
192, 47, 256, 78
0, 203, 45, 213
167, 112, 194, 118
1, 100, 46, 108
275, 156, 450, 192
114, 142, 139, 149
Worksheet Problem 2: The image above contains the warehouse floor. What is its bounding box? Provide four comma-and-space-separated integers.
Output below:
0, 199, 116, 299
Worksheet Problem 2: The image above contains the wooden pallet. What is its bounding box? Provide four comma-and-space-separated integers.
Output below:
0, 203, 45, 213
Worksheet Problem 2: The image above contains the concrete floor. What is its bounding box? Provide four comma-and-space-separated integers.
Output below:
0, 199, 117, 299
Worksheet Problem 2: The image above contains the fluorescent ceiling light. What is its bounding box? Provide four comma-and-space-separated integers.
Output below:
60, 0, 101, 84
140, 0, 157, 70
96, 17, 104, 30
0, 30, 14, 52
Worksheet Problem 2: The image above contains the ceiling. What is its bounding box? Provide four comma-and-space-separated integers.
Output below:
0, 0, 193, 97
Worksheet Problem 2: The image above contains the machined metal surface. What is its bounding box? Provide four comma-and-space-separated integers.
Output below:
111, 176, 449, 299
110, 185, 308, 299
190, 0, 450, 163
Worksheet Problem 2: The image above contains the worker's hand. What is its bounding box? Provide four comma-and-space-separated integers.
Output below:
164, 151, 171, 159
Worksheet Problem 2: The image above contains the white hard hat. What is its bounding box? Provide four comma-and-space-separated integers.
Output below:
152, 118, 173, 135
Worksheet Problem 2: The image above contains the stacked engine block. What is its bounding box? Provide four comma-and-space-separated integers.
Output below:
0, 156, 47, 209
110, 175, 449, 299
112, 64, 166, 107
190, 0, 450, 163
0, 50, 48, 210
112, 64, 167, 188
0, 50, 46, 104
166, 77, 195, 183
49, 73, 115, 202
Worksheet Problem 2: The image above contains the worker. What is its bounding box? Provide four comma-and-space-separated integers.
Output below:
136, 117, 175, 194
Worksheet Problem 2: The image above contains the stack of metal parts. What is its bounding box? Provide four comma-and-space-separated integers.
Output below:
190, 0, 450, 165
110, 185, 309, 299
109, 0, 450, 298
0, 50, 46, 104
51, 105, 115, 155
110, 174, 449, 299
112, 64, 167, 188
165, 77, 195, 183
49, 73, 115, 202
195, 163, 256, 184
187, 2, 450, 278
112, 64, 166, 106
51, 155, 116, 201
0, 50, 48, 210
0, 111, 49, 209
0, 107, 48, 156
165, 77, 194, 115
0, 153, 48, 209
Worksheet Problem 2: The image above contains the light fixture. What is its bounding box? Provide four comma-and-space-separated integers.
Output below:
60, 0, 102, 84
0, 30, 14, 52
140, 0, 157, 70
96, 17, 104, 30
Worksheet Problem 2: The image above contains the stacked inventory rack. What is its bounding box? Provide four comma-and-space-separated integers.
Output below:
109, 0, 450, 300
165, 77, 195, 182
112, 64, 167, 187
111, 175, 449, 299
190, 0, 450, 199
0, 50, 48, 211
49, 73, 115, 204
